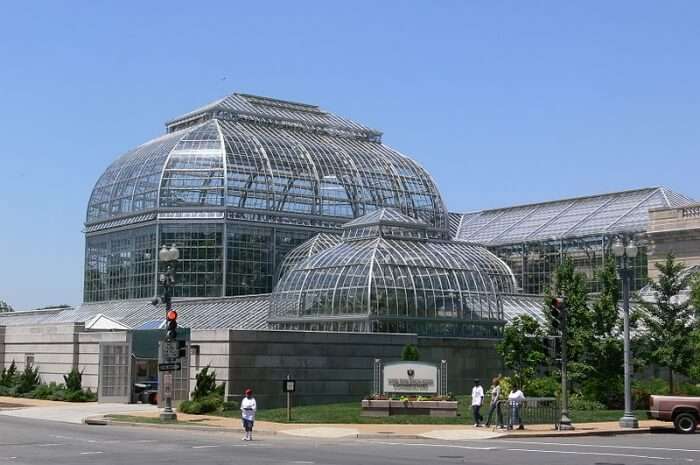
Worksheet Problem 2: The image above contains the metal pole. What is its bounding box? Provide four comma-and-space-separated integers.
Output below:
559, 300, 574, 430
160, 263, 177, 421
286, 374, 292, 422
619, 258, 639, 428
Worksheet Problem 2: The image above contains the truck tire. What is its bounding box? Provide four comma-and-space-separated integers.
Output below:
673, 412, 697, 434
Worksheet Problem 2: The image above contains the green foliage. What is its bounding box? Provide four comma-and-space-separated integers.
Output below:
568, 393, 606, 411
633, 378, 669, 409
401, 344, 420, 361
192, 365, 221, 401
634, 254, 698, 393
63, 368, 83, 392
526, 376, 559, 397
496, 315, 546, 389
0, 360, 18, 387
222, 400, 240, 412
16, 365, 41, 394
180, 394, 222, 415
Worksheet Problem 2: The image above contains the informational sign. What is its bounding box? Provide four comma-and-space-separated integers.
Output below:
159, 362, 181, 372
161, 341, 178, 362
282, 379, 296, 393
383, 362, 438, 394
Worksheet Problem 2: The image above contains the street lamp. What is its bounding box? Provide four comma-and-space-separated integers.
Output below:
612, 236, 639, 429
156, 244, 179, 422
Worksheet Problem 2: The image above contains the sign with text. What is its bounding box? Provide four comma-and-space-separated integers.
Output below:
383, 362, 437, 394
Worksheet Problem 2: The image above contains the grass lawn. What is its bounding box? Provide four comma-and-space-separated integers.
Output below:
225, 396, 645, 425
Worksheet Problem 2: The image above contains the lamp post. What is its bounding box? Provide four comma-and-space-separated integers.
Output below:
612, 237, 639, 429
157, 244, 179, 422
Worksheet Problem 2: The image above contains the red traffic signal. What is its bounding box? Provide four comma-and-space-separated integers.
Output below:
166, 310, 178, 321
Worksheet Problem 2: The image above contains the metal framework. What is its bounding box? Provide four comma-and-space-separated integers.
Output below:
269, 209, 515, 338
451, 187, 694, 294
84, 93, 448, 302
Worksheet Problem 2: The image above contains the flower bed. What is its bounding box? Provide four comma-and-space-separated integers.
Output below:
361, 397, 458, 417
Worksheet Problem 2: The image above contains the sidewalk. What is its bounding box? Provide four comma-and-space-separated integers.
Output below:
108, 409, 670, 440
0, 396, 157, 424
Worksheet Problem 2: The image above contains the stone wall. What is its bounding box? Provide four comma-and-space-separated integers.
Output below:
2, 323, 83, 385
417, 337, 503, 395
189, 329, 502, 408
648, 205, 700, 279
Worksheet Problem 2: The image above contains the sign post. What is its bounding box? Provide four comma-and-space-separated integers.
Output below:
282, 374, 296, 422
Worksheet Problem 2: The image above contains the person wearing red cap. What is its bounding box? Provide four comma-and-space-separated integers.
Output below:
240, 388, 257, 441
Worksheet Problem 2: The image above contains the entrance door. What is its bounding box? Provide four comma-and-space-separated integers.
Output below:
98, 343, 131, 403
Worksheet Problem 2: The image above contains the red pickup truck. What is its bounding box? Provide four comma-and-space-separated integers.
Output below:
649, 395, 700, 433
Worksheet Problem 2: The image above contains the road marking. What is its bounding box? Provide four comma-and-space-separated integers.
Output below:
497, 439, 700, 453
290, 462, 314, 464
372, 441, 495, 451
192, 445, 220, 449
370, 441, 685, 461
37, 443, 64, 447
505, 447, 676, 461
134, 439, 157, 443
79, 451, 103, 455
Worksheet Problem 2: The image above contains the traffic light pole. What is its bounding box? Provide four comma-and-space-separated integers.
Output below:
160, 265, 177, 422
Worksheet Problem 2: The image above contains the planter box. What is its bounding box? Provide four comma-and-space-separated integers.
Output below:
361, 399, 458, 417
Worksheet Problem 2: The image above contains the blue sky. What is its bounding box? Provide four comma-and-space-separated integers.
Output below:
1, 1, 698, 310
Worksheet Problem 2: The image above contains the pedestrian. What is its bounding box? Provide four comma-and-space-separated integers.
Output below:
240, 388, 257, 441
485, 375, 504, 428
507, 384, 525, 430
471, 378, 484, 427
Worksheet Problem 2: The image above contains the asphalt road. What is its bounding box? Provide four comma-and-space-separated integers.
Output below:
0, 416, 698, 465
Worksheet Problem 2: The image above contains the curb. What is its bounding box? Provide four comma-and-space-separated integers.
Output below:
94, 416, 663, 440
496, 427, 652, 439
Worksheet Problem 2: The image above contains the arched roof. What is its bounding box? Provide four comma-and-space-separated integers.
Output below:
86, 93, 448, 233
269, 209, 516, 333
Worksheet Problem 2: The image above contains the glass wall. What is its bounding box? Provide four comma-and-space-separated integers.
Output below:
490, 235, 648, 295
160, 224, 224, 298
84, 226, 156, 302
85, 222, 321, 302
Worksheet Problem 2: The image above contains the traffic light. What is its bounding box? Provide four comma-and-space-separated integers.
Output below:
166, 310, 178, 340
548, 296, 566, 333
177, 340, 187, 359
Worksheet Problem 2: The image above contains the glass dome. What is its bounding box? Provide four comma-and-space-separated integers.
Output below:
86, 93, 448, 231
269, 209, 517, 337
84, 93, 449, 303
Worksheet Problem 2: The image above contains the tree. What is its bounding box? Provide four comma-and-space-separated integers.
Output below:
635, 254, 698, 394
401, 344, 420, 361
584, 258, 624, 406
496, 315, 546, 389
545, 258, 593, 386
0, 360, 18, 387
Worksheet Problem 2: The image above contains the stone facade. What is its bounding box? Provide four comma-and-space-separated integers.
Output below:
648, 204, 700, 279
191, 329, 502, 408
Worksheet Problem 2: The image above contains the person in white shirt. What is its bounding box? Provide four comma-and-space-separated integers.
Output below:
240, 388, 257, 441
507, 385, 526, 430
471, 378, 485, 427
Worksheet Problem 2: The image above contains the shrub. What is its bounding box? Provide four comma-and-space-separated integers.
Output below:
222, 400, 240, 412
179, 400, 203, 414
16, 365, 40, 394
64, 368, 83, 392
633, 378, 669, 410
568, 393, 606, 411
582, 376, 624, 409
678, 383, 700, 396
31, 382, 64, 400
192, 365, 218, 401
401, 344, 420, 361
0, 360, 18, 387
525, 376, 559, 397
